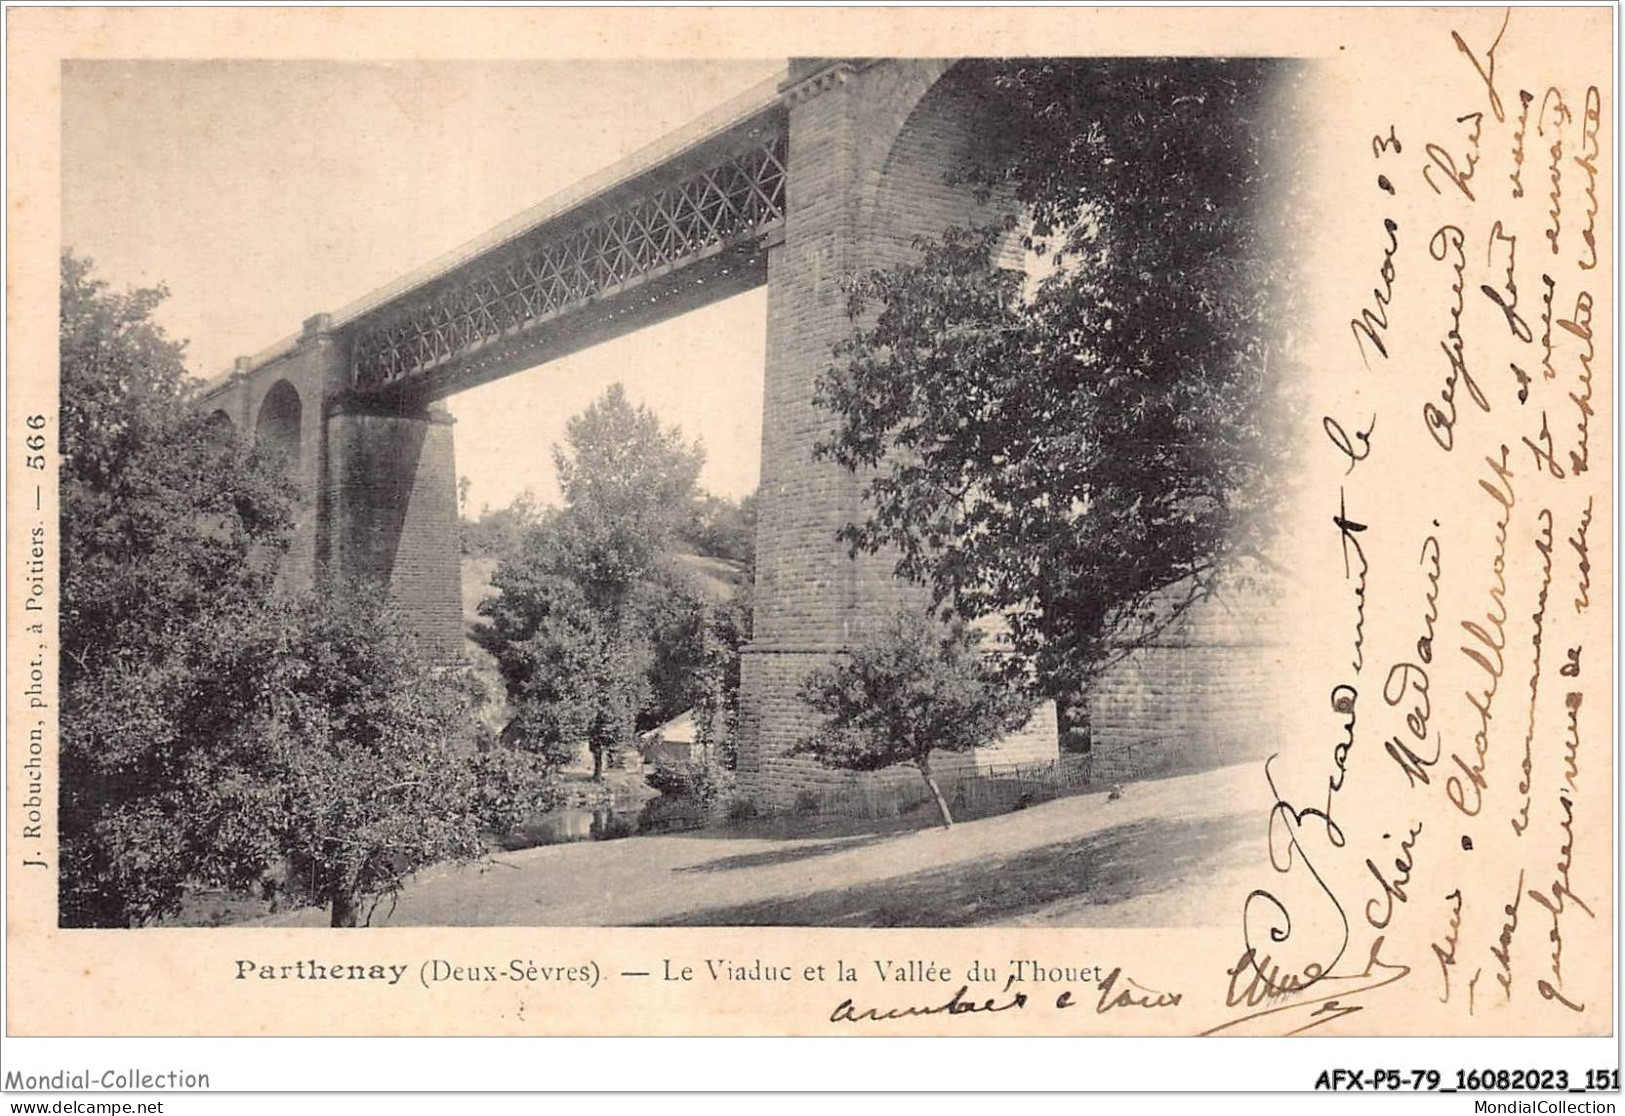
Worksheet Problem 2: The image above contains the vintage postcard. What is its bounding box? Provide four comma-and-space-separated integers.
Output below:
3, 3, 1615, 1076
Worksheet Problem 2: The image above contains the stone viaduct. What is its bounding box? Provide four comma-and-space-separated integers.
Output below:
200, 58, 1275, 806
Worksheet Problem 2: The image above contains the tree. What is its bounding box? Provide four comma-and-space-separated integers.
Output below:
477, 384, 715, 779
59, 256, 298, 682
493, 572, 653, 780
688, 579, 753, 769
461, 487, 543, 558
636, 567, 716, 732
661, 488, 759, 759
60, 252, 299, 926
816, 59, 1301, 705
59, 253, 559, 927
551, 382, 704, 611
795, 611, 1034, 828
184, 590, 560, 926
678, 490, 759, 570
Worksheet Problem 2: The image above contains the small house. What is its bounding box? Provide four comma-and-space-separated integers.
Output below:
640, 709, 699, 766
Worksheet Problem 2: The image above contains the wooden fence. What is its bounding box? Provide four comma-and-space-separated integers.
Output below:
775, 754, 1096, 821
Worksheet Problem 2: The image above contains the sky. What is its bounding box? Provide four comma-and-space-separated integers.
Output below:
61, 59, 784, 513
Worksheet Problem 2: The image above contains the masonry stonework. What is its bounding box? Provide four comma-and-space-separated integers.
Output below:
736, 63, 868, 804
211, 315, 348, 590
202, 315, 464, 662
736, 60, 1056, 808
324, 405, 465, 663
1087, 568, 1286, 783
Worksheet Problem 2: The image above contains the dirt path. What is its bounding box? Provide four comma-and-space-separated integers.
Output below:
265, 762, 1269, 928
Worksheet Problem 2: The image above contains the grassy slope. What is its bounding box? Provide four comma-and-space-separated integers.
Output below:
258, 761, 1266, 928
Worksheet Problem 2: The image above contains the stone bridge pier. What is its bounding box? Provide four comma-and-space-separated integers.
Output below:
737, 59, 1065, 806
204, 311, 465, 660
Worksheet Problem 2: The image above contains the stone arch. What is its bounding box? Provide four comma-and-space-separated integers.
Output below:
255, 379, 302, 469
859, 60, 1018, 268
207, 408, 235, 429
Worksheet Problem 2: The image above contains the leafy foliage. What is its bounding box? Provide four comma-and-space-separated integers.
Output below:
60, 252, 298, 927
59, 256, 297, 693
59, 253, 558, 928
678, 491, 759, 570
477, 384, 751, 777
489, 570, 652, 779
816, 59, 1301, 703
643, 759, 734, 809
635, 568, 714, 733
552, 382, 704, 611
685, 580, 753, 769
795, 611, 1034, 827
460, 487, 544, 558
186, 590, 560, 926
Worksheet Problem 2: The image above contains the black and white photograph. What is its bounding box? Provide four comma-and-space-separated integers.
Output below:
56, 55, 1304, 932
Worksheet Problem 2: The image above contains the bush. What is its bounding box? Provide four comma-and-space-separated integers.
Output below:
793, 789, 821, 816
591, 812, 638, 841
725, 796, 759, 825
636, 794, 708, 834
644, 759, 734, 809
794, 610, 1034, 829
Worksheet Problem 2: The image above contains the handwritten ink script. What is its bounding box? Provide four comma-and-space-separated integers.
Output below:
1216, 8, 1610, 1036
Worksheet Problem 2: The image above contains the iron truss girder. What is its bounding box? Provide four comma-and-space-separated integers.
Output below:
349, 129, 788, 394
